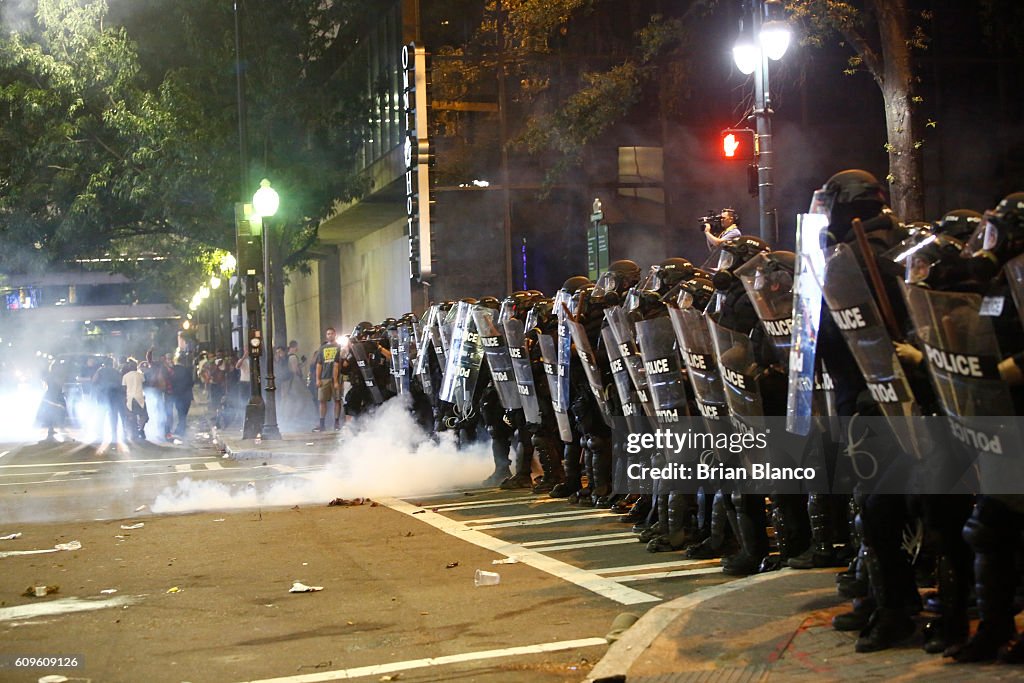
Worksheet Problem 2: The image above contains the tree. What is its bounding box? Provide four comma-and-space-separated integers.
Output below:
0, 0, 376, 343
786, 0, 929, 220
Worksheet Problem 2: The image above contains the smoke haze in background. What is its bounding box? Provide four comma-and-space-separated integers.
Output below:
152, 396, 492, 514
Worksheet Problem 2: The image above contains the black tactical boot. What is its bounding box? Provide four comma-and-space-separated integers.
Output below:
855, 607, 916, 653
647, 492, 697, 553
789, 494, 845, 569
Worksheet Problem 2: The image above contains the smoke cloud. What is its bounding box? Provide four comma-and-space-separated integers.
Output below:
151, 396, 492, 514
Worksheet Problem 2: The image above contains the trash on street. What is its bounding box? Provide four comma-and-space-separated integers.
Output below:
289, 581, 324, 593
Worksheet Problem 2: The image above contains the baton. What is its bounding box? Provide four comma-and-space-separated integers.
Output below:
852, 218, 903, 342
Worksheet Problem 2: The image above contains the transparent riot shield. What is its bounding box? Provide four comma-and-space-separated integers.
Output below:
903, 283, 1024, 492
538, 332, 574, 442
601, 325, 647, 432
439, 306, 456, 359
504, 319, 542, 425
350, 341, 385, 405
819, 244, 926, 456
555, 297, 573, 423
786, 213, 830, 435
1006, 253, 1024, 325
413, 306, 436, 378
668, 305, 729, 420
634, 316, 690, 423
735, 252, 794, 366
390, 326, 411, 395
566, 318, 614, 427
473, 308, 522, 411
604, 306, 657, 417
439, 301, 484, 417
708, 317, 765, 429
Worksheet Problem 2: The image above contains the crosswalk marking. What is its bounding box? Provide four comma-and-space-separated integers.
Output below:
592, 558, 719, 574
174, 464, 192, 473
531, 537, 640, 552
522, 531, 635, 547
204, 462, 224, 470
379, 496, 660, 605
614, 566, 724, 582
470, 511, 614, 530
466, 508, 610, 525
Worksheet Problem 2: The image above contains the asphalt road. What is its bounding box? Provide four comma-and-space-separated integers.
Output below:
0, 428, 740, 683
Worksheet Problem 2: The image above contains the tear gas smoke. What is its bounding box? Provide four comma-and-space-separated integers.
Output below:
151, 396, 492, 514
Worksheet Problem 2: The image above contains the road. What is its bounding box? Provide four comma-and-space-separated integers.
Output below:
0, 428, 740, 683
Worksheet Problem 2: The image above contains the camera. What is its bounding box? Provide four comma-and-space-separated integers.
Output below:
699, 210, 722, 233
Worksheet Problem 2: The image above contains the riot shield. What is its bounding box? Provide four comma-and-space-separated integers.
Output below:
820, 244, 926, 456
413, 306, 436, 378
439, 306, 456, 358
736, 251, 835, 419
634, 316, 690, 423
1006, 253, 1024, 325
604, 306, 657, 417
555, 296, 573, 423
439, 301, 484, 417
504, 319, 542, 425
566, 318, 614, 427
903, 283, 1024, 492
473, 308, 522, 411
601, 325, 647, 432
786, 213, 829, 435
708, 317, 765, 429
389, 326, 411, 395
538, 333, 574, 442
350, 341, 385, 405
735, 252, 794, 367
668, 305, 729, 421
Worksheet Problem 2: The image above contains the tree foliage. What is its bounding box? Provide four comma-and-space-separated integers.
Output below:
0, 0, 375, 312
785, 0, 929, 219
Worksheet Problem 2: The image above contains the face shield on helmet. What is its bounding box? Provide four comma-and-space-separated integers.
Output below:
553, 289, 573, 321
591, 270, 617, 299
497, 298, 516, 326
635, 266, 659, 294
808, 187, 836, 223
622, 287, 642, 315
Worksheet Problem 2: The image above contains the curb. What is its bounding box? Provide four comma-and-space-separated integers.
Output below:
584, 568, 803, 683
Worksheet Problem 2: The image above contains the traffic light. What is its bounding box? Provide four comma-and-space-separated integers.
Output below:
720, 128, 756, 161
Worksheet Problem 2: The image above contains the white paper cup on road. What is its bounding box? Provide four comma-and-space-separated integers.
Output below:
474, 569, 500, 587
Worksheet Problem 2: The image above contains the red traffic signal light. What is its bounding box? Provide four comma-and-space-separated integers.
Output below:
721, 128, 756, 160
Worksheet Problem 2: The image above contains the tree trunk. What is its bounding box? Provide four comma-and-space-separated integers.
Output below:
873, 0, 924, 221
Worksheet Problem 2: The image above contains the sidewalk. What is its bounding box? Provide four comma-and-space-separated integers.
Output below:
587, 568, 1024, 682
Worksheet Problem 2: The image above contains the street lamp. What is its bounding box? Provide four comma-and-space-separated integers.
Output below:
733, 0, 791, 243
252, 179, 281, 440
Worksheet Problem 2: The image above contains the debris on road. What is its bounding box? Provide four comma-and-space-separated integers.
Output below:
0, 532, 22, 540
120, 523, 144, 530
380, 674, 403, 681
445, 561, 459, 569
289, 581, 324, 593
54, 540, 81, 551
166, 586, 182, 594
24, 584, 59, 597
38, 675, 70, 683
605, 612, 640, 642
100, 589, 118, 594
492, 557, 519, 565
328, 497, 365, 507
474, 570, 500, 587
134, 505, 147, 512
213, 519, 225, 522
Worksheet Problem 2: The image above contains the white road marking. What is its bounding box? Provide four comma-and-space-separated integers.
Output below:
465, 508, 606, 525
0, 456, 210, 469
527, 537, 640, 552
614, 566, 725, 582
204, 462, 224, 470
431, 497, 559, 512
174, 464, 193, 473
522, 531, 635, 547
470, 511, 611, 530
380, 496, 659, 605
0, 450, 9, 460
0, 595, 140, 622
234, 636, 608, 683
592, 558, 719, 574
0, 477, 92, 487
267, 464, 297, 474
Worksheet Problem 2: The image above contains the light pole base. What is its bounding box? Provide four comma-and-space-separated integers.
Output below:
242, 400, 265, 440
260, 423, 282, 440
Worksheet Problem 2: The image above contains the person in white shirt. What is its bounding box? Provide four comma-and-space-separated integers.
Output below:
122, 359, 148, 440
